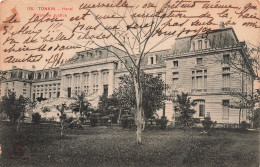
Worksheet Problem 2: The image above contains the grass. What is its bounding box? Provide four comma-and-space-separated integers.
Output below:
0, 121, 259, 167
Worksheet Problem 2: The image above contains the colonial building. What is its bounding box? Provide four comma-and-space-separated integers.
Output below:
0, 27, 255, 124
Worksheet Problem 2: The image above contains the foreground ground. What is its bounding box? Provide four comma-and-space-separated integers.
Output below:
0, 122, 259, 167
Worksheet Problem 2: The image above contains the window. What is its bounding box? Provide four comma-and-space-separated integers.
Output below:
135, 58, 138, 64
222, 74, 230, 88
74, 75, 80, 92
199, 104, 205, 117
194, 100, 205, 117
173, 61, 178, 67
222, 100, 229, 120
192, 77, 195, 88
67, 88, 71, 98
83, 73, 90, 94
23, 83, 27, 87
222, 67, 230, 89
196, 76, 203, 89
96, 50, 102, 57
192, 41, 195, 50
222, 67, 230, 73
223, 54, 230, 64
93, 72, 99, 93
205, 40, 208, 49
66, 75, 72, 87
57, 92, 60, 98
103, 85, 108, 97
198, 40, 202, 50
196, 58, 203, 65
102, 71, 109, 85
148, 55, 156, 65
172, 72, 179, 79
172, 72, 179, 85
191, 70, 207, 90
150, 57, 154, 64
88, 52, 93, 57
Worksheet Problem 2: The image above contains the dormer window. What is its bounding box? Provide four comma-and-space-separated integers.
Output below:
88, 52, 93, 57
223, 54, 230, 64
197, 58, 203, 65
198, 40, 202, 50
192, 41, 195, 50
96, 50, 102, 57
173, 61, 178, 67
148, 55, 156, 65
205, 40, 208, 49
79, 54, 84, 59
151, 57, 154, 64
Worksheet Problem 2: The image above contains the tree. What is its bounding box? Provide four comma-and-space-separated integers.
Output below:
84, 4, 172, 144
98, 91, 132, 124
98, 94, 121, 115
0, 90, 29, 125
69, 91, 92, 117
248, 89, 260, 129
115, 73, 167, 120
173, 92, 196, 128
55, 103, 68, 138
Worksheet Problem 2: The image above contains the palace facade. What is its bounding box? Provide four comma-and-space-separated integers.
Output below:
0, 27, 255, 124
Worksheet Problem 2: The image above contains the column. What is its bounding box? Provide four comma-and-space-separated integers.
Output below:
80, 73, 83, 92
60, 75, 66, 97
98, 70, 102, 96
108, 69, 114, 96
89, 72, 92, 95
71, 74, 75, 96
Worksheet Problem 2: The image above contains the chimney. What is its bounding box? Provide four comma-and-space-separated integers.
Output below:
32, 65, 36, 70
12, 65, 17, 69
219, 21, 225, 28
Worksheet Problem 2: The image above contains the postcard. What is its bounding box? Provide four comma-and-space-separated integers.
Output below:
0, 0, 259, 166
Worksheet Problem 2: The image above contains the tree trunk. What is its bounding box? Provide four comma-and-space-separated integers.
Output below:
239, 108, 241, 126
11, 113, 15, 124
79, 101, 82, 116
117, 107, 122, 125
17, 115, 21, 133
134, 77, 144, 144
60, 119, 65, 138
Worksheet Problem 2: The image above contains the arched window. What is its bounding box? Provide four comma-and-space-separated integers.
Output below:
194, 100, 205, 118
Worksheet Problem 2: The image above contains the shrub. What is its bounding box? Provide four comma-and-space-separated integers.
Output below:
155, 116, 168, 129
100, 116, 109, 126
121, 115, 135, 129
121, 115, 128, 128
241, 121, 251, 133
60, 113, 67, 120
79, 117, 86, 124
90, 113, 99, 127
65, 117, 74, 124
193, 118, 201, 124
201, 116, 216, 132
32, 113, 41, 124
173, 93, 196, 128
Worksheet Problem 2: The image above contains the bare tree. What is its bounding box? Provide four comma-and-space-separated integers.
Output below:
80, 4, 173, 144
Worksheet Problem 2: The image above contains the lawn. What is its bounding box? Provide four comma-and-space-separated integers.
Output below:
0, 121, 259, 167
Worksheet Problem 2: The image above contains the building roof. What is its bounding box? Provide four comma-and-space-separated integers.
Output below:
171, 27, 239, 55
